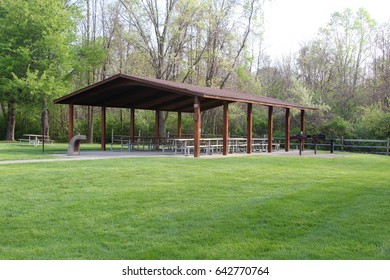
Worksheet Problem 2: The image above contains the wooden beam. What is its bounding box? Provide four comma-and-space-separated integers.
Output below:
101, 106, 106, 151
177, 112, 182, 138
100, 87, 156, 107
162, 97, 194, 111
68, 104, 74, 142
60, 79, 135, 106
300, 110, 305, 151
193, 97, 201, 157
138, 92, 183, 109
198, 99, 226, 111
130, 108, 135, 142
247, 103, 253, 154
223, 101, 229, 156
285, 108, 290, 152
175, 99, 227, 113
268, 106, 273, 153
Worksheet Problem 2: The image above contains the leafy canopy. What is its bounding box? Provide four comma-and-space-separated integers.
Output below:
0, 0, 78, 102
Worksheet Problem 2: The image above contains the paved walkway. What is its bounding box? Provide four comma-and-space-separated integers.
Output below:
0, 149, 344, 165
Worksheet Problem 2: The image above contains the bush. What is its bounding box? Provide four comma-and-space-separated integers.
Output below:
321, 116, 351, 138
355, 105, 390, 139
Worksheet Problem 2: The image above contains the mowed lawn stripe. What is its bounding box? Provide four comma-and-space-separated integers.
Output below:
0, 155, 389, 259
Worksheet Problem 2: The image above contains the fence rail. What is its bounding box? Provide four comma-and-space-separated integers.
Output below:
112, 130, 389, 156
275, 137, 390, 156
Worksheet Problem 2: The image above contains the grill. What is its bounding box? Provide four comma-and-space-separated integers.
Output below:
290, 134, 326, 155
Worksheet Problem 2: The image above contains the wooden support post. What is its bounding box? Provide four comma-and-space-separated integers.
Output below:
177, 112, 182, 138
285, 108, 291, 152
223, 101, 229, 156
68, 104, 74, 142
101, 106, 106, 151
268, 106, 273, 153
247, 103, 253, 154
130, 108, 135, 142
300, 110, 305, 151
155, 110, 160, 148
193, 97, 201, 157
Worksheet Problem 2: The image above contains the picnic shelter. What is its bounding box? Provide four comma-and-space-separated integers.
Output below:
54, 74, 317, 157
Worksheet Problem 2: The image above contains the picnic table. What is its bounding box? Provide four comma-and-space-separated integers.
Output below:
169, 137, 279, 155
19, 134, 53, 147
111, 135, 166, 151
110, 135, 280, 155
110, 134, 132, 150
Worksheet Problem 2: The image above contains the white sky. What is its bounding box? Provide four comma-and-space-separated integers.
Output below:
263, 0, 390, 60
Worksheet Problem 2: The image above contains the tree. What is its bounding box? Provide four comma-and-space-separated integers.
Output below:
120, 0, 203, 81
116, 0, 265, 136
315, 8, 375, 119
203, 0, 260, 89
295, 8, 377, 131
0, 0, 78, 140
369, 22, 390, 108
119, 0, 207, 136
73, 0, 108, 142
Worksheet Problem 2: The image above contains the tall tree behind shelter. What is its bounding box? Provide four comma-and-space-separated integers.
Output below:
118, 0, 263, 136
0, 0, 78, 141
74, 0, 108, 143
119, 0, 206, 136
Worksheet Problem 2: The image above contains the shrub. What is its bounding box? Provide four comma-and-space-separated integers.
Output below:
321, 116, 350, 138
355, 105, 390, 139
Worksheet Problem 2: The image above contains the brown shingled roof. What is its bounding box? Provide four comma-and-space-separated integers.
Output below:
54, 73, 317, 112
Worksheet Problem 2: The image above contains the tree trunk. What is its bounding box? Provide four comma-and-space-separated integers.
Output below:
87, 106, 94, 143
158, 111, 168, 138
6, 101, 16, 141
1, 101, 7, 121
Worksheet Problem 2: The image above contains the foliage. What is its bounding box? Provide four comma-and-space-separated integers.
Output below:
297, 8, 376, 119
72, 37, 108, 87
0, 0, 77, 94
11, 69, 70, 103
252, 108, 268, 136
0, 0, 80, 140
289, 78, 331, 112
355, 105, 390, 139
321, 116, 351, 139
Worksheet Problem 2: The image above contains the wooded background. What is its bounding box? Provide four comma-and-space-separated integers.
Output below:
1, 0, 389, 142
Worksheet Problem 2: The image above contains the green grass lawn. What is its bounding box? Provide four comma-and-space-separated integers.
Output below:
0, 141, 102, 161
0, 142, 389, 259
